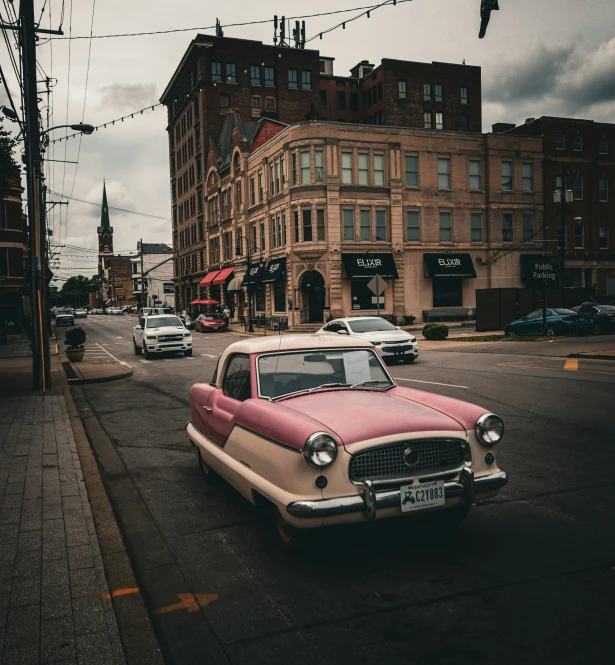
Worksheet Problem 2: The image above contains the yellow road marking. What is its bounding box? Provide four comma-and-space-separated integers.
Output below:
102, 587, 140, 601
151, 593, 218, 615
564, 358, 578, 371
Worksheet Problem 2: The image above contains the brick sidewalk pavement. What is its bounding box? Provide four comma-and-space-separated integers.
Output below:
0, 395, 126, 665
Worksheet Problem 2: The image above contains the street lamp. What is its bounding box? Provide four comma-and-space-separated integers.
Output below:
236, 236, 255, 333
42, 123, 95, 136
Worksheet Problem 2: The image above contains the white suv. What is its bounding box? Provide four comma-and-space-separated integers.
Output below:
133, 314, 192, 359
316, 316, 419, 363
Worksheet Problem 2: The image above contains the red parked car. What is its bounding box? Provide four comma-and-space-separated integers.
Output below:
195, 314, 228, 333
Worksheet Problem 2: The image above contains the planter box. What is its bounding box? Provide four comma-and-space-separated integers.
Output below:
66, 347, 85, 363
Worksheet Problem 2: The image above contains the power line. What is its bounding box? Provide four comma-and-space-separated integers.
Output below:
49, 103, 162, 143
49, 3, 411, 40
48, 189, 171, 220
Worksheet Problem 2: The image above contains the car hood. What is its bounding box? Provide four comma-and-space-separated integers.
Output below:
348, 329, 415, 342
142, 326, 187, 334
278, 389, 464, 447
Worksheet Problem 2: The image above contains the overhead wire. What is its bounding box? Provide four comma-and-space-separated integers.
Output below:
48, 189, 171, 220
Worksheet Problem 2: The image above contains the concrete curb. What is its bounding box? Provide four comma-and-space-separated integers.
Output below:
569, 353, 615, 361
64, 364, 133, 385
61, 377, 164, 665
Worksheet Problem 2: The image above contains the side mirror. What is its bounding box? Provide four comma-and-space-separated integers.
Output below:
337, 329, 349, 335
135, 325, 142, 330
395, 325, 401, 330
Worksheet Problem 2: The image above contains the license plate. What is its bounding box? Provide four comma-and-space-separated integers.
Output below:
400, 480, 445, 512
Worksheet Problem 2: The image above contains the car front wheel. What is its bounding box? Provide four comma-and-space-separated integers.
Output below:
184, 349, 193, 357
133, 339, 142, 355
143, 343, 152, 360
590, 322, 602, 336
403, 356, 416, 364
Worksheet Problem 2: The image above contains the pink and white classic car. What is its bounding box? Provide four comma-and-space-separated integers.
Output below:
187, 335, 507, 546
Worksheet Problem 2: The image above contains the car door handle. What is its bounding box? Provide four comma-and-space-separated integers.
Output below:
202, 406, 212, 412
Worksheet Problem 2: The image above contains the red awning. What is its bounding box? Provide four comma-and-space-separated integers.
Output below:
190, 299, 203, 305
199, 271, 220, 287
200, 299, 221, 305
212, 267, 234, 285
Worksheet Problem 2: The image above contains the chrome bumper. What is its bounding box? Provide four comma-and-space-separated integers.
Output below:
286, 469, 508, 519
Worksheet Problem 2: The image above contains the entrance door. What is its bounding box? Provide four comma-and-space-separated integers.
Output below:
300, 270, 325, 323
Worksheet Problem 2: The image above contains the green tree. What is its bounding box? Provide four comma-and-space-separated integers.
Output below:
0, 117, 18, 198
55, 275, 97, 307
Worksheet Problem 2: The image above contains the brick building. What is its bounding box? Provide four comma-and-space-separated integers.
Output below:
173, 116, 543, 324
0, 173, 26, 336
500, 116, 615, 296
161, 34, 486, 317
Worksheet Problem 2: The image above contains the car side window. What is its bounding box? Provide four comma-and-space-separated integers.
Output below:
222, 354, 251, 402
526, 311, 541, 319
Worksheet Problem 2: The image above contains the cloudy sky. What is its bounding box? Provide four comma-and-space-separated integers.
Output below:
1, 0, 613, 283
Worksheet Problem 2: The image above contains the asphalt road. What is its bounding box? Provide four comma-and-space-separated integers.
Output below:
74, 315, 615, 665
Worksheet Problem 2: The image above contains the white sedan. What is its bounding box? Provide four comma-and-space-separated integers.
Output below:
315, 316, 419, 363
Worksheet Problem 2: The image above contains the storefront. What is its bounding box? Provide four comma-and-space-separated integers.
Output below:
424, 254, 476, 308
342, 253, 399, 312
241, 262, 266, 314
260, 257, 287, 313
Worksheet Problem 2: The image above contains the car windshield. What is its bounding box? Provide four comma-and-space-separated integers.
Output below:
553, 308, 576, 315
201, 316, 217, 321
347, 319, 397, 333
597, 305, 615, 312
146, 316, 183, 328
258, 348, 394, 399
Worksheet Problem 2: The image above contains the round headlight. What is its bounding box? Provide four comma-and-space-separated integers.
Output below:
303, 433, 338, 468
475, 413, 504, 446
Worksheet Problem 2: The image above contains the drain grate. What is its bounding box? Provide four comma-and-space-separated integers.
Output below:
61, 361, 78, 379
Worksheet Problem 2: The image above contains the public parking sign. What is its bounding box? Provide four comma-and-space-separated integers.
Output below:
526, 260, 560, 289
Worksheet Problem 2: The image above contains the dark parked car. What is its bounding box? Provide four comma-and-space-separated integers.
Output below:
504, 308, 593, 337
180, 314, 196, 330
571, 304, 615, 335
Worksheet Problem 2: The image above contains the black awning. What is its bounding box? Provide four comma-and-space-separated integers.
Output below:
424, 254, 477, 279
260, 257, 287, 284
342, 253, 399, 280
241, 262, 266, 286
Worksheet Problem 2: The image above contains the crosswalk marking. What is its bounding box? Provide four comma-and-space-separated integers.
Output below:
200, 354, 218, 358
139, 359, 151, 364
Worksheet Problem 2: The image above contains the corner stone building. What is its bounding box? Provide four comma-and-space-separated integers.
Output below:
162, 34, 542, 324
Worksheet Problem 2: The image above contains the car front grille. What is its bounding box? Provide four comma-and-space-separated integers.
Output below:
349, 439, 466, 483
159, 335, 183, 342
382, 344, 413, 352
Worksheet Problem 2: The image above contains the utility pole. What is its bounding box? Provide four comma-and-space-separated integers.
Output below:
139, 239, 145, 307
559, 167, 568, 281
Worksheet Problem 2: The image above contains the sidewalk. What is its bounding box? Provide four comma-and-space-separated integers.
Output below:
0, 357, 158, 664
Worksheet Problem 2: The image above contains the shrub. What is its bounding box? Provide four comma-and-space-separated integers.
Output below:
422, 323, 439, 335
402, 315, 416, 326
64, 326, 86, 349
422, 324, 449, 340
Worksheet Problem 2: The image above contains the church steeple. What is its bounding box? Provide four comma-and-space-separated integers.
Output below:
97, 180, 113, 254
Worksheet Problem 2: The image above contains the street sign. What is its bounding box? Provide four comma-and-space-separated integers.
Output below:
526, 260, 560, 290
367, 274, 387, 296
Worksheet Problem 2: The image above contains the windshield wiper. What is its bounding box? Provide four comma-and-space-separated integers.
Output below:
311, 382, 352, 390
351, 380, 392, 388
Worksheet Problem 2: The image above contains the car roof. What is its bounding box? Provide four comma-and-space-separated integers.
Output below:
331, 316, 389, 323
223, 334, 373, 357
144, 314, 181, 320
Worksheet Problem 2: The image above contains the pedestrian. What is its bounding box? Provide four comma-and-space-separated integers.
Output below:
579, 297, 597, 321
222, 305, 231, 322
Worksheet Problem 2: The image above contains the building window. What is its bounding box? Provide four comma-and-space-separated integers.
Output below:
302, 209, 312, 242
471, 212, 483, 242
398, 80, 407, 99
424, 111, 432, 129
358, 153, 369, 185
250, 177, 255, 205
251, 95, 261, 117
281, 156, 285, 183
260, 222, 266, 251
264, 66, 275, 87
250, 64, 260, 85
0, 247, 7, 276
404, 155, 419, 188
360, 210, 371, 241
300, 150, 310, 184
573, 175, 583, 200
439, 212, 452, 242
460, 86, 468, 104
599, 226, 609, 249
343, 209, 355, 240
293, 210, 300, 242
522, 213, 534, 241
406, 211, 420, 242
274, 162, 280, 194
269, 164, 275, 196
574, 223, 584, 249
211, 60, 222, 81
501, 160, 513, 191
342, 152, 353, 184
435, 112, 443, 130
270, 216, 277, 248
314, 150, 324, 182
423, 82, 431, 101
274, 283, 286, 312
598, 137, 608, 154
349, 92, 359, 112
288, 68, 298, 89
336, 91, 346, 110
292, 153, 297, 185
301, 70, 312, 90
502, 213, 514, 243
220, 93, 230, 110
373, 154, 385, 186
437, 157, 451, 189
250, 224, 257, 252
555, 134, 565, 150
224, 232, 233, 260
573, 134, 582, 151
226, 62, 237, 83
317, 209, 325, 241
320, 89, 327, 109
469, 159, 481, 190
460, 114, 469, 132
375, 210, 386, 241
434, 83, 443, 102
599, 177, 608, 201
522, 162, 534, 192
258, 172, 263, 201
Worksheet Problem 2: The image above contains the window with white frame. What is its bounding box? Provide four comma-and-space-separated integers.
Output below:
405, 155, 419, 187
343, 210, 355, 240
434, 83, 443, 102
288, 68, 298, 89
264, 66, 275, 87
360, 210, 371, 240
358, 153, 369, 185
435, 112, 443, 130
555, 134, 565, 150
469, 159, 481, 190
250, 64, 260, 85
437, 157, 451, 189
423, 82, 431, 101
501, 161, 513, 191
342, 152, 353, 184
406, 210, 420, 242
439, 211, 452, 242
424, 111, 432, 129
301, 70, 312, 90
522, 162, 534, 192
226, 62, 237, 83
522, 213, 534, 241
460, 86, 468, 104
470, 212, 483, 242
211, 60, 222, 81
373, 154, 385, 186
300, 151, 310, 184
314, 150, 324, 183
502, 213, 514, 242
398, 80, 407, 99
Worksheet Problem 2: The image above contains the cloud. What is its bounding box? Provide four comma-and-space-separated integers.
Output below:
560, 36, 615, 110
97, 83, 158, 110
